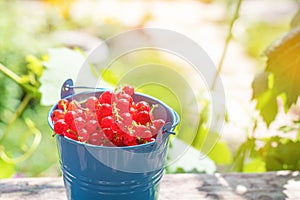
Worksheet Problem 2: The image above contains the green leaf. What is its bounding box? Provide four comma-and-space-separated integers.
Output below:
26, 55, 44, 78
265, 154, 283, 171
253, 27, 300, 125
231, 142, 247, 172
255, 89, 278, 126
291, 6, 300, 28
265, 140, 300, 171
252, 72, 270, 99
266, 27, 300, 109
252, 72, 278, 125
207, 141, 232, 165
279, 125, 295, 133
277, 141, 300, 166
231, 138, 256, 172
39, 48, 85, 106
0, 158, 15, 178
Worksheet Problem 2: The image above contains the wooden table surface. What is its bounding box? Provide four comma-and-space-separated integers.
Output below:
1, 171, 300, 200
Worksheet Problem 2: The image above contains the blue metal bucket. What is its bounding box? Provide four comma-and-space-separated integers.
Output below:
48, 90, 179, 200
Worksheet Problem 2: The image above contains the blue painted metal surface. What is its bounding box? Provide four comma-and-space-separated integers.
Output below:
48, 89, 179, 200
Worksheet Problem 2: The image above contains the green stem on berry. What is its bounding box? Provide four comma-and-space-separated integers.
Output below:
0, 94, 32, 143
210, 0, 244, 90
112, 102, 122, 121
150, 104, 158, 117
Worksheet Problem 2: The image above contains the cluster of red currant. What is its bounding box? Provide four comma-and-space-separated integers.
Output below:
51, 86, 166, 147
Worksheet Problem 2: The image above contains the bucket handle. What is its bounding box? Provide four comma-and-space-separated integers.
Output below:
171, 110, 180, 129
61, 79, 75, 99
61, 79, 108, 99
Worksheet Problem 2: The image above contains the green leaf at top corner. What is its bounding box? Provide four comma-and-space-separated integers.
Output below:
253, 27, 300, 125
265, 27, 300, 109
291, 6, 300, 29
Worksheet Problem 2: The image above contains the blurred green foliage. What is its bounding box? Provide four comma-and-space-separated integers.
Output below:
252, 27, 300, 125
231, 4, 300, 172
0, 0, 57, 177
0, 0, 299, 178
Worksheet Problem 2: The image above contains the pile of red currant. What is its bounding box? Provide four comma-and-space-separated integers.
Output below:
51, 85, 166, 147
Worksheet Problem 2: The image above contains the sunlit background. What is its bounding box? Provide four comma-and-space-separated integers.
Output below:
0, 0, 299, 178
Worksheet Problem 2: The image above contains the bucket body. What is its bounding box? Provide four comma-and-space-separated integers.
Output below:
48, 90, 179, 200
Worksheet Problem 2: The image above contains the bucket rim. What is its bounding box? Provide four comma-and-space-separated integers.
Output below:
48, 89, 180, 150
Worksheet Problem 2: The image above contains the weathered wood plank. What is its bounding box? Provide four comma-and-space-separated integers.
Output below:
0, 172, 300, 200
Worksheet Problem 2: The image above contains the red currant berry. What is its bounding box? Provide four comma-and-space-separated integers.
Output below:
89, 132, 102, 146
122, 85, 134, 96
111, 133, 123, 146
100, 116, 114, 128
135, 101, 150, 112
51, 109, 65, 123
86, 96, 99, 111
123, 134, 137, 146
78, 128, 89, 142
74, 109, 85, 119
150, 125, 157, 136
118, 93, 133, 105
152, 119, 165, 132
111, 122, 121, 132
64, 110, 76, 126
86, 120, 99, 133
96, 103, 112, 119
67, 100, 82, 111
57, 99, 69, 111
133, 111, 151, 125
99, 91, 113, 104
54, 119, 69, 135
141, 130, 152, 140
103, 128, 114, 140
65, 130, 78, 140
119, 112, 133, 127
116, 99, 130, 114
71, 117, 86, 132
130, 106, 137, 115
85, 112, 97, 121
132, 125, 148, 138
